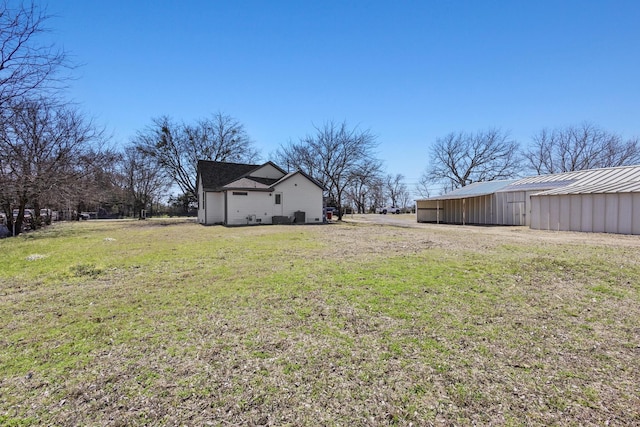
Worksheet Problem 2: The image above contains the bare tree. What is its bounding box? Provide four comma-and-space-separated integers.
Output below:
61, 148, 121, 220
384, 173, 410, 208
524, 123, 640, 174
0, 1, 71, 106
274, 139, 331, 193
415, 173, 431, 198
276, 120, 379, 220
83, 156, 128, 218
0, 97, 105, 234
398, 188, 413, 211
134, 112, 259, 200
121, 146, 172, 219
344, 161, 383, 213
426, 128, 521, 190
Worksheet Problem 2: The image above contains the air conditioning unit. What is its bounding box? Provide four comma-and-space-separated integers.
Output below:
247, 214, 257, 224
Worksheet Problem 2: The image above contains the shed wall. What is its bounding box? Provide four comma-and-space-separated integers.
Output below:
417, 195, 496, 224
419, 190, 538, 226
530, 192, 640, 235
416, 200, 443, 222
495, 191, 528, 225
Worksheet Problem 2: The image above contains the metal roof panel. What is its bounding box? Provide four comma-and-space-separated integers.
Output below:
423, 180, 518, 200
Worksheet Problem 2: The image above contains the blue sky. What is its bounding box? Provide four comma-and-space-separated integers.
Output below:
47, 1, 640, 194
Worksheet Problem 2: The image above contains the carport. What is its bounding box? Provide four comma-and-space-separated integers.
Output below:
416, 180, 516, 225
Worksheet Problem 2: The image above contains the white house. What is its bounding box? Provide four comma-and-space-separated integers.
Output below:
197, 160, 324, 226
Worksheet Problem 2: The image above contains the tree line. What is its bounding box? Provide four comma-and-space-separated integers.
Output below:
0, 2, 173, 236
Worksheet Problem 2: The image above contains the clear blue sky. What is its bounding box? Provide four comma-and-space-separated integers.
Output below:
48, 0, 640, 194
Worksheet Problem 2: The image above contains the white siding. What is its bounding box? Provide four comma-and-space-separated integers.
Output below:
250, 163, 284, 179
224, 173, 323, 225
272, 173, 323, 223
226, 191, 273, 225
206, 192, 225, 224
197, 175, 205, 224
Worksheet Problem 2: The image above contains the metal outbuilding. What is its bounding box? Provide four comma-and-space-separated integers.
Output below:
416, 180, 518, 225
416, 165, 640, 235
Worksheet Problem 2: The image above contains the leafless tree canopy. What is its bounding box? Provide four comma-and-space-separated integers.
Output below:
0, 98, 106, 234
384, 173, 411, 209
134, 112, 260, 199
415, 173, 431, 199
120, 146, 172, 218
274, 120, 379, 219
426, 128, 521, 190
0, 1, 70, 106
343, 161, 383, 213
524, 123, 640, 175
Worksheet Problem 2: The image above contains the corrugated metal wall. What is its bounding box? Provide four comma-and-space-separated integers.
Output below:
417, 195, 497, 224
418, 193, 533, 225
495, 191, 523, 225
530, 193, 640, 234
464, 195, 495, 224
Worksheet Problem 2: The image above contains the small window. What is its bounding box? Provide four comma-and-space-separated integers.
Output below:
275, 194, 282, 204
233, 191, 248, 196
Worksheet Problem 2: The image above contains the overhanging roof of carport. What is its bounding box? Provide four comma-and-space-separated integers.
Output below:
417, 180, 517, 201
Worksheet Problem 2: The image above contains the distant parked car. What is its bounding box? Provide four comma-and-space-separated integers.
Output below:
11, 209, 34, 230
13, 208, 34, 221
79, 212, 90, 220
375, 206, 401, 214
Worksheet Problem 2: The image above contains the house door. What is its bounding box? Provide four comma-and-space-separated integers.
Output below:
274, 192, 283, 215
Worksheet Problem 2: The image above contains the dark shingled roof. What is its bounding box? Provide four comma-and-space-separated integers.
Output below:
197, 160, 262, 190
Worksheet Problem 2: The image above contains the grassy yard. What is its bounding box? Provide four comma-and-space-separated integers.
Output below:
1, 218, 639, 426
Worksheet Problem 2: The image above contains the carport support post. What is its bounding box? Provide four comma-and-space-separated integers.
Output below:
437, 200, 439, 224
463, 198, 466, 226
